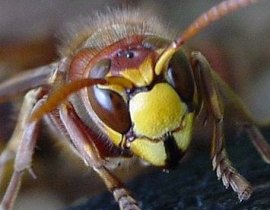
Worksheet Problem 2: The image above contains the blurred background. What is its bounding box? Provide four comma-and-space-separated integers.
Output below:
0, 0, 270, 209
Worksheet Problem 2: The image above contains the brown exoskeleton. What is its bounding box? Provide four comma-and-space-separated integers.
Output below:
0, 0, 270, 209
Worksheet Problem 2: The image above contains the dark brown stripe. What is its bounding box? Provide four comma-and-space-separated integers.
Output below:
164, 133, 184, 169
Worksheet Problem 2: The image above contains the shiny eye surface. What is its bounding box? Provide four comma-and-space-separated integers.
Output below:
88, 86, 131, 134
165, 50, 194, 106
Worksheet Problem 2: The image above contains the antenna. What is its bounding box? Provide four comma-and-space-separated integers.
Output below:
155, 0, 259, 75
30, 78, 107, 122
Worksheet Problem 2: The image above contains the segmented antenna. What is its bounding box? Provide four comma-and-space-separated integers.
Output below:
176, 0, 258, 47
155, 0, 259, 75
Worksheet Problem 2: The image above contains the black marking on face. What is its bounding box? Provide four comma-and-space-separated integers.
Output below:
164, 133, 184, 169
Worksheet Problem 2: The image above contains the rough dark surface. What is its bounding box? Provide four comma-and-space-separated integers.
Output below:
65, 130, 270, 210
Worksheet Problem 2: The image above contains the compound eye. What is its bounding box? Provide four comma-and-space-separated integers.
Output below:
87, 59, 131, 134
88, 86, 131, 134
165, 51, 194, 106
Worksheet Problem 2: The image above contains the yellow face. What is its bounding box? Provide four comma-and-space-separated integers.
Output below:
128, 83, 194, 167
86, 36, 195, 168
87, 46, 194, 167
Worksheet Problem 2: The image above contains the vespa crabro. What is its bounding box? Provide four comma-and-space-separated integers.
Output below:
0, 0, 270, 209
